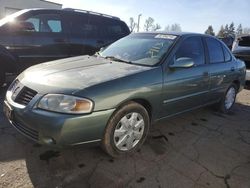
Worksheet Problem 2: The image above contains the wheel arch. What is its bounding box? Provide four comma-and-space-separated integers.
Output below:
114, 98, 153, 121
232, 80, 240, 92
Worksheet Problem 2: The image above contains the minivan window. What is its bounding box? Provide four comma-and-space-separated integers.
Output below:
24, 14, 62, 33
175, 37, 205, 66
206, 38, 224, 63
0, 9, 29, 27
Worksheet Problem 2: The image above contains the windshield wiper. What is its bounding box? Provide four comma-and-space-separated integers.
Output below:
104, 56, 132, 64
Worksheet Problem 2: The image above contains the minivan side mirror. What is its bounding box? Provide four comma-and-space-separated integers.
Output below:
17, 21, 35, 32
169, 57, 194, 68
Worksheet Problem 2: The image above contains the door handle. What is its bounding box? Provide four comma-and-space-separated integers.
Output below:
54, 38, 67, 43
231, 67, 235, 72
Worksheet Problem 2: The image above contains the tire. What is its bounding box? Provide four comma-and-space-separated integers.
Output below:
0, 68, 5, 87
215, 83, 237, 113
102, 101, 150, 157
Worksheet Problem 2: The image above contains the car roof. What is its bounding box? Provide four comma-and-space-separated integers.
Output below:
22, 8, 120, 20
136, 31, 212, 37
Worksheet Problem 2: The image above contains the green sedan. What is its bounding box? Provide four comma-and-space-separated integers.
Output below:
3, 32, 246, 157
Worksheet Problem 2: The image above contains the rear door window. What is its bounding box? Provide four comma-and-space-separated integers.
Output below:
206, 38, 224, 63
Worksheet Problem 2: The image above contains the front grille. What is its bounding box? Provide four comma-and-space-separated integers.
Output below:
14, 87, 37, 106
12, 120, 39, 141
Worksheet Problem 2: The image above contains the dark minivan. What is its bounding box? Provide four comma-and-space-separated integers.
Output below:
0, 8, 130, 86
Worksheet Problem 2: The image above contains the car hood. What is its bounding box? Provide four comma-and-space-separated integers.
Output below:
19, 55, 152, 93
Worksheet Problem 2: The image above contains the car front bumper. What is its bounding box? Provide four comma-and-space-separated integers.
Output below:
3, 98, 115, 147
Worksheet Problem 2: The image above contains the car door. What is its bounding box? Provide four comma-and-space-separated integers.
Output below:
205, 37, 237, 102
161, 36, 210, 117
11, 10, 70, 70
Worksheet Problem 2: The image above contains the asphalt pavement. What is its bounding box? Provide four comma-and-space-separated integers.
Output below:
0, 87, 250, 188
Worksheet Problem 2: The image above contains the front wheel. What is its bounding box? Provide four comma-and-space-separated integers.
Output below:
102, 102, 150, 157
216, 83, 237, 113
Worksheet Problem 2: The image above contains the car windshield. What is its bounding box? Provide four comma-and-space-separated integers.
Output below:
100, 33, 177, 66
0, 9, 29, 27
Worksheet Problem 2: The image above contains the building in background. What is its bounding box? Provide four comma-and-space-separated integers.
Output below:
0, 0, 62, 18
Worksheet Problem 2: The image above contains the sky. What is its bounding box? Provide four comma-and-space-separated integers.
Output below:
48, 0, 250, 34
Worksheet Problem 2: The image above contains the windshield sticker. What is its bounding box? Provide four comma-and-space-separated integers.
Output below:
155, 34, 177, 40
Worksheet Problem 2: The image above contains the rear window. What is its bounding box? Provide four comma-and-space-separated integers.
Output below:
238, 36, 250, 47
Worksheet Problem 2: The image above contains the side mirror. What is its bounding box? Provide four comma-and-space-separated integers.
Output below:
169, 57, 194, 68
17, 21, 35, 32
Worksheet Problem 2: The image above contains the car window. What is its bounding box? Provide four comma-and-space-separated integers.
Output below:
222, 45, 232, 62
175, 36, 205, 66
68, 13, 87, 36
24, 14, 62, 33
101, 19, 128, 37
100, 33, 176, 66
206, 38, 224, 63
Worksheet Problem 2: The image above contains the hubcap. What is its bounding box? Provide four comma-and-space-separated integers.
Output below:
113, 112, 145, 151
225, 87, 236, 110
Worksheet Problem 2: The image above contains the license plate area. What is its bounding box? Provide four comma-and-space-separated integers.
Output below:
3, 101, 13, 121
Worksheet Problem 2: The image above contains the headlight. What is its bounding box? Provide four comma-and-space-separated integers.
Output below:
38, 94, 93, 114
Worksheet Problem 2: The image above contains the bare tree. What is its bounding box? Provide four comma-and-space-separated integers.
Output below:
129, 17, 137, 32
144, 17, 162, 31
153, 23, 161, 31
243, 27, 250, 34
144, 17, 155, 31
164, 23, 182, 32
236, 24, 243, 36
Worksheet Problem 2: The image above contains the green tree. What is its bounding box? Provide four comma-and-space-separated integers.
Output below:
224, 24, 229, 37
217, 25, 225, 37
228, 22, 235, 37
205, 25, 215, 36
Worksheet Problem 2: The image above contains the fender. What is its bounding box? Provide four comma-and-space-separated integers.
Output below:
0, 45, 18, 73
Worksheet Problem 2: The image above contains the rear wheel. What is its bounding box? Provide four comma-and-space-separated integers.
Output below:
0, 69, 5, 87
216, 83, 237, 113
102, 102, 150, 157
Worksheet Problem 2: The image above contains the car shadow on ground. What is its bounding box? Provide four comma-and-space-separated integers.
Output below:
1, 87, 250, 188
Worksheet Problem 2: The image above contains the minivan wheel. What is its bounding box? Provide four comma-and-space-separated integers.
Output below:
102, 102, 150, 157
216, 83, 237, 113
0, 69, 5, 87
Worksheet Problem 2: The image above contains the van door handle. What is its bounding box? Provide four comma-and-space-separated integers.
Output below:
231, 67, 235, 72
